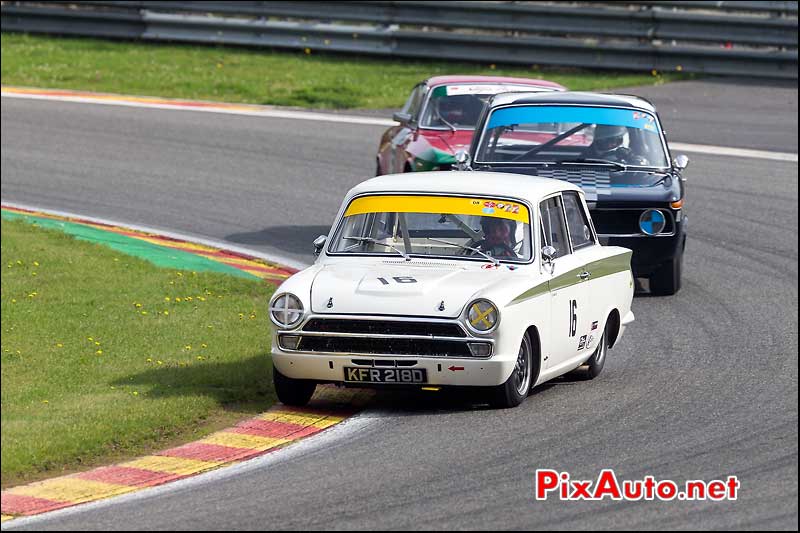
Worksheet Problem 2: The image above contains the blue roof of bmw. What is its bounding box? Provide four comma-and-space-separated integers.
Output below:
487, 91, 658, 113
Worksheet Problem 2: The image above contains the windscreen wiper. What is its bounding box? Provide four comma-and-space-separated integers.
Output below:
342, 237, 411, 261
438, 114, 457, 133
425, 237, 500, 266
559, 158, 628, 171
510, 123, 589, 162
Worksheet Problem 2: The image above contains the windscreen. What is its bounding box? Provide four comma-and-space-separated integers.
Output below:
476, 105, 668, 167
329, 195, 533, 262
419, 84, 554, 129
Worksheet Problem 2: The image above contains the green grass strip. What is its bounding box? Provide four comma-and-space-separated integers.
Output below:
1, 217, 276, 488
1, 33, 689, 110
1, 210, 257, 280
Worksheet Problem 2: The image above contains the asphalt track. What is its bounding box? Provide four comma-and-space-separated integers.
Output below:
1, 78, 798, 530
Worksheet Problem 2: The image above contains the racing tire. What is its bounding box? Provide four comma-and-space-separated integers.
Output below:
273, 366, 316, 407
649, 253, 682, 296
584, 324, 608, 380
489, 332, 533, 409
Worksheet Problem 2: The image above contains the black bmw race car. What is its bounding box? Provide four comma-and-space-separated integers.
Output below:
456, 91, 688, 295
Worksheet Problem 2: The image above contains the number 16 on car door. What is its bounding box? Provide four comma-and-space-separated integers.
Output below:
540, 195, 592, 372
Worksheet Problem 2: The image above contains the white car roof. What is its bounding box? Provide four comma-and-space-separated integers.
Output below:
346, 171, 582, 204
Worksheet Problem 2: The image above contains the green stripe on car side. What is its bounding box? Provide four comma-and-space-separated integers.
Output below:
509, 251, 632, 305
586, 250, 633, 280
509, 281, 549, 305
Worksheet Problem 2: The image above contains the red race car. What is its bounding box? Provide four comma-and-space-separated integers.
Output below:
376, 76, 566, 176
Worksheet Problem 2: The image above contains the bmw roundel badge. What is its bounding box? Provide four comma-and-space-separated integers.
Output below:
639, 209, 666, 235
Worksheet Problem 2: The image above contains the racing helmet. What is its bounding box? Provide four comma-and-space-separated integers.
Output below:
592, 124, 627, 153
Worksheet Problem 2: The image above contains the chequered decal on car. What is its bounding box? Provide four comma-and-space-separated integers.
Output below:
536, 169, 612, 202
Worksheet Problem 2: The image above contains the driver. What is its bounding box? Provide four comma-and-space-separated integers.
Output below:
587, 124, 627, 159
585, 124, 648, 165
435, 97, 465, 125
477, 217, 517, 258
434, 95, 482, 127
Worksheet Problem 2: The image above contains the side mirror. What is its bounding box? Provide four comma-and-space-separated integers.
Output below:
673, 154, 689, 172
542, 245, 557, 265
454, 150, 472, 171
392, 112, 411, 124
313, 235, 327, 256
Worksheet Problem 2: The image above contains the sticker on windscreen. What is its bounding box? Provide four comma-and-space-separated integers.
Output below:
446, 84, 542, 96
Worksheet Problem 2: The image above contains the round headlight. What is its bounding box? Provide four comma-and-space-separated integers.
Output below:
270, 293, 304, 328
466, 299, 499, 333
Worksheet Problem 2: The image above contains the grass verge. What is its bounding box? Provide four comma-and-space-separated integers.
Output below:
1, 33, 689, 109
0, 217, 276, 488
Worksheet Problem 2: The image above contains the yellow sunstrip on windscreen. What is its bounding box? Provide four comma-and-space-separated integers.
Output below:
344, 195, 530, 223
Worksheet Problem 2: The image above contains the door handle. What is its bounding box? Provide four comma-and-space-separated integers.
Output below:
578, 271, 590, 281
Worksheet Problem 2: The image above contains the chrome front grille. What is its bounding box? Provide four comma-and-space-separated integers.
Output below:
592, 208, 676, 237
303, 318, 466, 338
278, 317, 490, 358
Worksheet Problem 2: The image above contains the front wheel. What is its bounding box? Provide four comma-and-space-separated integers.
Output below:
489, 333, 534, 408
273, 366, 316, 407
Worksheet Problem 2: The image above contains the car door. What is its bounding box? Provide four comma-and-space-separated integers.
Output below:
390, 84, 426, 173
540, 195, 593, 371
561, 190, 606, 354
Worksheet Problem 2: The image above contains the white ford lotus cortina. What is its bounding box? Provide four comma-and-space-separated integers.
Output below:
269, 171, 634, 408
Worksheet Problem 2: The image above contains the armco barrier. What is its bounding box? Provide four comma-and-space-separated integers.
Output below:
1, 1, 797, 79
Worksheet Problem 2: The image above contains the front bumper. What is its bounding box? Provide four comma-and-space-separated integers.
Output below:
272, 349, 516, 387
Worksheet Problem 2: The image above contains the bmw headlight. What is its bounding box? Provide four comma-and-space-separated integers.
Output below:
466, 299, 499, 334
270, 293, 304, 329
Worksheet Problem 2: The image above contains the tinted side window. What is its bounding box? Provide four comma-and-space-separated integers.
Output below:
539, 197, 570, 258
562, 192, 594, 250
402, 85, 426, 121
